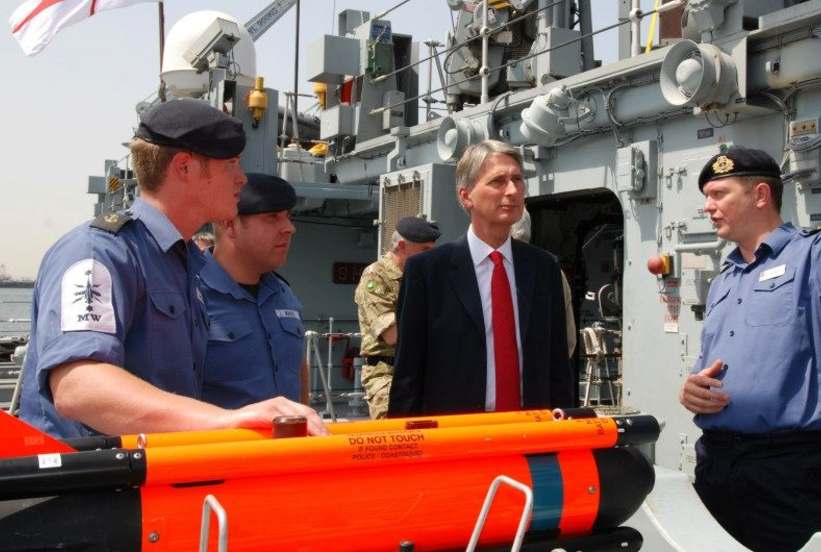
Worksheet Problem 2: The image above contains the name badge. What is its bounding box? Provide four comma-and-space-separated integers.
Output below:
759, 264, 786, 282
276, 309, 300, 320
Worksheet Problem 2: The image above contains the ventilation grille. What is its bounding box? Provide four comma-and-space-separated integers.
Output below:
381, 180, 423, 255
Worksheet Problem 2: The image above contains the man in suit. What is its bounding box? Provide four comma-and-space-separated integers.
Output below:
388, 140, 573, 416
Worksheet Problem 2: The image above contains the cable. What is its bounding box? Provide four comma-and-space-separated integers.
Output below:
373, 0, 414, 21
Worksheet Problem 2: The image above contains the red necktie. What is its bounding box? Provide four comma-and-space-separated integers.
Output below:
489, 251, 520, 411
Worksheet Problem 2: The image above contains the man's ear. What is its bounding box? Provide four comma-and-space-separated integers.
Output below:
218, 218, 238, 239
168, 151, 194, 181
458, 186, 472, 210
753, 181, 772, 209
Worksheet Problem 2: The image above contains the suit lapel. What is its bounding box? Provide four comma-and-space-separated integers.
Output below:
449, 237, 485, 335
512, 240, 534, 340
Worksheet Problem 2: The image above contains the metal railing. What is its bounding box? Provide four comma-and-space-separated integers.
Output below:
305, 319, 363, 422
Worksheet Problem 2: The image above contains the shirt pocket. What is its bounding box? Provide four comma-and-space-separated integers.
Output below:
278, 317, 305, 340
149, 290, 186, 320
746, 267, 795, 327
705, 287, 731, 319
208, 316, 253, 343
148, 290, 194, 388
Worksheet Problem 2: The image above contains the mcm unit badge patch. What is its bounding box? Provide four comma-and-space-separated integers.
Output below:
61, 259, 116, 334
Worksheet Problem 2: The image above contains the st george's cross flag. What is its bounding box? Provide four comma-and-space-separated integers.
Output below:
10, 0, 156, 56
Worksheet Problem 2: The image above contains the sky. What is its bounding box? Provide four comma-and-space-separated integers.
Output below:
0, 0, 657, 278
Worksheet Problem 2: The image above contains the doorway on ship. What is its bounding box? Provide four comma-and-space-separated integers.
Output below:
526, 189, 624, 409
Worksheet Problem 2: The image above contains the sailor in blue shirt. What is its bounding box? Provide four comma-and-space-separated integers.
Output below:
680, 146, 821, 552
200, 173, 307, 408
19, 99, 326, 438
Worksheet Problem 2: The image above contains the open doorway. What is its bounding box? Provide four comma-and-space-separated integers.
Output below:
527, 189, 624, 408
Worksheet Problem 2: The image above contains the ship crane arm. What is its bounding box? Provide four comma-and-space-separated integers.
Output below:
244, 0, 296, 42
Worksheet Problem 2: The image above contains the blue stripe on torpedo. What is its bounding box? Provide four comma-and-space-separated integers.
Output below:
526, 453, 563, 532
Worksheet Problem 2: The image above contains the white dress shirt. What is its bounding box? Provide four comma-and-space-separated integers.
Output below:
466, 225, 524, 411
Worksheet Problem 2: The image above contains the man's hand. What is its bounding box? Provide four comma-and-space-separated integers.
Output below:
226, 396, 329, 436
679, 359, 731, 414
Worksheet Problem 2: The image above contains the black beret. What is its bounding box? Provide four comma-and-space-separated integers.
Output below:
698, 146, 781, 192
237, 173, 297, 215
395, 216, 441, 243
135, 99, 245, 159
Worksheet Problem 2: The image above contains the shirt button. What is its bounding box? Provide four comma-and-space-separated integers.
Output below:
737, 298, 742, 304
169, 305, 176, 314
729, 330, 735, 337
228, 332, 235, 339
769, 283, 775, 289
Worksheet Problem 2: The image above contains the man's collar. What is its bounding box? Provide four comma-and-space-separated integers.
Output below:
380, 253, 403, 278
760, 222, 796, 257
467, 225, 513, 267
200, 251, 249, 300
200, 251, 282, 302
130, 198, 184, 253
726, 222, 796, 267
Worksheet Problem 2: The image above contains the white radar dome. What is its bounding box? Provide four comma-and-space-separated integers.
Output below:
161, 11, 257, 98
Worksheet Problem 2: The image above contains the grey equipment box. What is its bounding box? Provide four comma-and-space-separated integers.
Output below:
307, 35, 362, 84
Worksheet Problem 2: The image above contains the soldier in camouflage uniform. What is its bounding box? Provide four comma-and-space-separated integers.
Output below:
355, 217, 441, 418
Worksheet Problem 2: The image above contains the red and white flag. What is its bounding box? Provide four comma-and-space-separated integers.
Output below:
10, 0, 156, 56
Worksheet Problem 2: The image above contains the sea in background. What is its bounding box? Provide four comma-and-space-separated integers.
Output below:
0, 287, 33, 337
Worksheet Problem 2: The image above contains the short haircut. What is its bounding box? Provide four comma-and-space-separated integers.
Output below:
193, 231, 215, 247
510, 208, 532, 242
130, 138, 209, 192
390, 230, 402, 251
741, 175, 783, 212
455, 140, 523, 205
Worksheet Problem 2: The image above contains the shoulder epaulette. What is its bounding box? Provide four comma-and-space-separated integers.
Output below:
273, 271, 290, 287
90, 211, 133, 234
801, 227, 821, 237
720, 261, 732, 274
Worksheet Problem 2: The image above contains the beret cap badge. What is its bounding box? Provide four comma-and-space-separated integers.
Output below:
712, 155, 734, 175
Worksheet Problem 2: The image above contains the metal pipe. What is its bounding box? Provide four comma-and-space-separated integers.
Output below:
630, 0, 641, 57
326, 317, 334, 393
425, 39, 435, 121
674, 240, 726, 254
292, 0, 301, 141
158, 1, 166, 101
305, 331, 313, 396
539, 0, 553, 30
577, 0, 595, 70
553, 0, 566, 29
480, 0, 490, 105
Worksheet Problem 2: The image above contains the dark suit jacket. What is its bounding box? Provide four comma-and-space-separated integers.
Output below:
388, 236, 573, 417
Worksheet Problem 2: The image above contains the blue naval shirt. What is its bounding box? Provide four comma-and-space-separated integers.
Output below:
19, 199, 209, 438
199, 252, 304, 408
694, 223, 821, 433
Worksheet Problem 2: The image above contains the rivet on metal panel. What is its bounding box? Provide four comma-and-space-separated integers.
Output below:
148, 532, 160, 543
